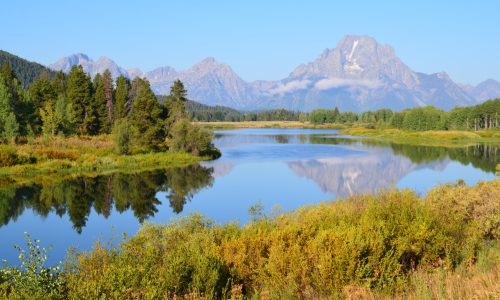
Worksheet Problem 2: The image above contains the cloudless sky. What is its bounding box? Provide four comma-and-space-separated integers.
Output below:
1, 1, 499, 84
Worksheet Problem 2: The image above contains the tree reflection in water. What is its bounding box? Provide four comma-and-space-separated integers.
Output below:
0, 164, 213, 233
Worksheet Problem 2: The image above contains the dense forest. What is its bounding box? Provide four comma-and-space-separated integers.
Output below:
0, 51, 56, 88
183, 100, 303, 122
0, 62, 218, 156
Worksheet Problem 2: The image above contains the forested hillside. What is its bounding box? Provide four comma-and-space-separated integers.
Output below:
0, 50, 56, 88
182, 99, 303, 122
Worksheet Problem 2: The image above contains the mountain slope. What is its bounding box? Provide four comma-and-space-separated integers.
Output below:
48, 35, 499, 112
146, 58, 254, 108
253, 35, 476, 111
466, 79, 500, 101
0, 50, 57, 88
49, 53, 129, 79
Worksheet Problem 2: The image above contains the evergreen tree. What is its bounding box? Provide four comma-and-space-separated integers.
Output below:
92, 73, 108, 134
127, 77, 142, 115
114, 76, 129, 120
28, 74, 57, 133
51, 71, 67, 97
0, 78, 14, 132
129, 78, 163, 150
165, 79, 188, 127
66, 66, 93, 135
0, 63, 34, 135
102, 70, 114, 132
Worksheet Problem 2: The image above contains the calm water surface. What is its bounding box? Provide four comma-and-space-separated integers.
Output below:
1, 128, 498, 263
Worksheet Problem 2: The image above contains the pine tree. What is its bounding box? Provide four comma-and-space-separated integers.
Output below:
0, 63, 34, 136
114, 76, 129, 120
51, 71, 67, 97
0, 78, 13, 122
28, 74, 57, 133
127, 77, 142, 116
102, 70, 114, 132
92, 73, 108, 134
129, 78, 163, 150
67, 65, 93, 135
166, 79, 188, 127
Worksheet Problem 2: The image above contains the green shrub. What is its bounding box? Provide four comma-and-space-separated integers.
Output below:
0, 147, 36, 167
168, 119, 220, 158
34, 148, 80, 161
1, 233, 65, 299
60, 179, 499, 298
112, 118, 132, 155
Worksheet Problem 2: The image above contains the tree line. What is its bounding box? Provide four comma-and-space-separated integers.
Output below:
188, 96, 498, 131
0, 63, 218, 156
185, 102, 303, 122
305, 101, 499, 131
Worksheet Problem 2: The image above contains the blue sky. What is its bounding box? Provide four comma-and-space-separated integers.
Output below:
1, 1, 499, 84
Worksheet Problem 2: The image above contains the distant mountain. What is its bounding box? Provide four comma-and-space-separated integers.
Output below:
255, 35, 476, 111
49, 53, 129, 78
48, 35, 500, 112
0, 50, 56, 88
461, 79, 500, 101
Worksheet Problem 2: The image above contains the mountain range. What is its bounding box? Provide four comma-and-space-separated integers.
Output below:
48, 35, 500, 112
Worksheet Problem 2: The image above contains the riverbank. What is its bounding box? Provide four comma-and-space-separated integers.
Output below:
1, 179, 498, 299
340, 127, 500, 146
197, 121, 500, 146
0, 135, 202, 186
196, 120, 347, 129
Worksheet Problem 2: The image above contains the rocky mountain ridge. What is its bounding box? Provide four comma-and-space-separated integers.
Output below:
48, 35, 500, 112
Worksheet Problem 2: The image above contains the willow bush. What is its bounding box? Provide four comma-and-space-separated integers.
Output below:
54, 179, 500, 299
2, 179, 498, 299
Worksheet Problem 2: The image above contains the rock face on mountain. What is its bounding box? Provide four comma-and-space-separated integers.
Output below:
48, 35, 499, 112
461, 79, 500, 102
256, 35, 476, 111
147, 58, 254, 108
49, 54, 129, 78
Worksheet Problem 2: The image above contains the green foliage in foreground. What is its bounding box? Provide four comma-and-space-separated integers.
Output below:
2, 179, 498, 299
1, 234, 65, 299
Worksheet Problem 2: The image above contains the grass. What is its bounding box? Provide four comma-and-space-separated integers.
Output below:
3, 179, 498, 299
196, 121, 500, 146
196, 120, 348, 129
0, 135, 202, 185
340, 127, 500, 147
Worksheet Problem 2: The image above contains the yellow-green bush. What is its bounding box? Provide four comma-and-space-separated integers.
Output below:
0, 147, 36, 167
55, 179, 499, 299
33, 148, 80, 161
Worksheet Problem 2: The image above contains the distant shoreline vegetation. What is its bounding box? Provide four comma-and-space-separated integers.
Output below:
189, 98, 499, 132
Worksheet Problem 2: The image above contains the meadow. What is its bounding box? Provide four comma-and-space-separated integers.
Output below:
0, 135, 202, 186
